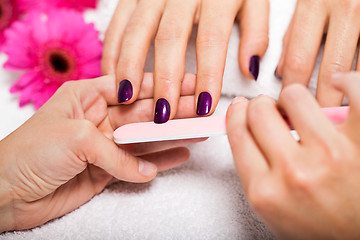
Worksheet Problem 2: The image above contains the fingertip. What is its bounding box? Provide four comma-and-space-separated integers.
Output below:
138, 159, 158, 178
226, 96, 249, 126
196, 91, 212, 116
330, 72, 345, 90
154, 98, 171, 124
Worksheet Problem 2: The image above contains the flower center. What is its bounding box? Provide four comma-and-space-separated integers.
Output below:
50, 53, 70, 73
43, 48, 77, 83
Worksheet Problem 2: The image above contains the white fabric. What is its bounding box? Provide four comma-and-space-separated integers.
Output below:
1, 0, 325, 238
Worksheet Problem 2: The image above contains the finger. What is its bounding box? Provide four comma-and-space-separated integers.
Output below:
108, 95, 197, 129
281, 1, 327, 88
102, 0, 137, 75
121, 138, 206, 156
195, 0, 240, 116
238, 0, 269, 81
226, 97, 269, 189
116, 0, 165, 104
275, 16, 294, 78
316, 8, 360, 107
141, 147, 190, 171
75, 120, 158, 183
69, 73, 196, 110
278, 84, 337, 146
332, 72, 360, 124
247, 96, 298, 167
138, 72, 196, 100
153, 0, 198, 123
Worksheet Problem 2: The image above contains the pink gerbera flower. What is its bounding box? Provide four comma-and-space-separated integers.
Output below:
21, 0, 98, 12
0, 0, 25, 45
3, 9, 102, 109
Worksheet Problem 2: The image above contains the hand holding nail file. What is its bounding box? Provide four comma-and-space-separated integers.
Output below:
113, 106, 350, 144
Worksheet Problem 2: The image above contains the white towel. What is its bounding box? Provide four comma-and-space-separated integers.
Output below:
1, 0, 326, 239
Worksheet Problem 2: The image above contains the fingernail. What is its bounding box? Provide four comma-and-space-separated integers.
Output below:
249, 55, 260, 80
197, 91, 212, 116
274, 67, 282, 80
139, 160, 157, 177
231, 96, 248, 105
154, 98, 170, 124
118, 79, 133, 103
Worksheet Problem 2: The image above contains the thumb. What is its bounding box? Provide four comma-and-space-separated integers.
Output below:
74, 120, 158, 183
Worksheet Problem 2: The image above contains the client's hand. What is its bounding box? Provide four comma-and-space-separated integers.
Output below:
0, 73, 201, 232
227, 72, 360, 239
102, 0, 269, 122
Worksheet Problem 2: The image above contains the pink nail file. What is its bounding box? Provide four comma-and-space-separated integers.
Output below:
113, 106, 349, 144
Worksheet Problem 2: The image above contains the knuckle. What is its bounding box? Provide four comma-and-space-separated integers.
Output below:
285, 165, 313, 192
280, 84, 308, 103
322, 61, 347, 78
339, 0, 360, 14
247, 181, 278, 213
196, 71, 220, 83
284, 53, 312, 75
196, 29, 228, 47
156, 72, 178, 86
75, 120, 96, 144
317, 142, 342, 163
155, 24, 188, 43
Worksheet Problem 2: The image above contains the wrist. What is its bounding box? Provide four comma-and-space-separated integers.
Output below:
0, 139, 15, 233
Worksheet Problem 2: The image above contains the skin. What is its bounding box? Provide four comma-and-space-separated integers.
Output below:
276, 0, 360, 107
102, 0, 269, 119
0, 73, 204, 233
227, 72, 360, 239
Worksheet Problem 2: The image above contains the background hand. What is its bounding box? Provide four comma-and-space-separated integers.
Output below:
275, 0, 360, 107
227, 73, 360, 239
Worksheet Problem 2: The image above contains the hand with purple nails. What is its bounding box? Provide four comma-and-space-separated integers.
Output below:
102, 0, 270, 123
227, 72, 360, 239
275, 0, 360, 107
0, 74, 204, 233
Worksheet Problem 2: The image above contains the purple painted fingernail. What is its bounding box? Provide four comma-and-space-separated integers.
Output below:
118, 79, 133, 103
249, 55, 260, 80
154, 98, 170, 124
197, 91, 212, 116
274, 67, 282, 80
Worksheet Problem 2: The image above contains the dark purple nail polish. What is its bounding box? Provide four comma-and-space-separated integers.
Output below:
249, 55, 260, 80
118, 79, 133, 103
197, 91, 212, 116
274, 67, 282, 80
154, 98, 170, 124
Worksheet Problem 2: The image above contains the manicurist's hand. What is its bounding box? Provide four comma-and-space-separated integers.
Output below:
276, 0, 360, 107
227, 72, 360, 239
102, 0, 269, 123
0, 73, 202, 233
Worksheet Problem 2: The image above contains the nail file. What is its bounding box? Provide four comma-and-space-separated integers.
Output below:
113, 106, 349, 144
